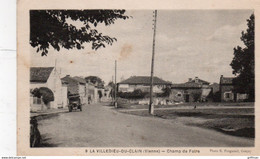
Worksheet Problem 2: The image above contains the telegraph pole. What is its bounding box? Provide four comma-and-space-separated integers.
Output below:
114, 60, 117, 108
112, 75, 114, 103
149, 10, 157, 115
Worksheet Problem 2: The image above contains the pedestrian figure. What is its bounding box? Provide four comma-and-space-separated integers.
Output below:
88, 95, 91, 104
194, 105, 197, 109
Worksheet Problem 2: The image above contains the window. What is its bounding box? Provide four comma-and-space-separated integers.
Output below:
176, 92, 182, 97
224, 92, 232, 99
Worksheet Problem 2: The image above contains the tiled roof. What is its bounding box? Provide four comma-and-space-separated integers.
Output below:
190, 79, 210, 85
119, 76, 172, 85
220, 77, 234, 84
61, 75, 86, 84
30, 67, 54, 83
171, 82, 202, 88
73, 76, 86, 84
61, 76, 84, 85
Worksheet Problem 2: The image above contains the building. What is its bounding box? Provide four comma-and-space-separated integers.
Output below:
117, 76, 172, 93
30, 67, 68, 110
85, 81, 95, 104
219, 75, 248, 102
61, 79, 69, 107
170, 77, 212, 102
61, 75, 87, 104
104, 84, 113, 100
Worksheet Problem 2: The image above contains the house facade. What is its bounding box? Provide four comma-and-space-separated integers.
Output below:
86, 82, 96, 104
117, 76, 172, 93
104, 84, 113, 100
30, 67, 68, 110
169, 77, 212, 102
219, 75, 248, 102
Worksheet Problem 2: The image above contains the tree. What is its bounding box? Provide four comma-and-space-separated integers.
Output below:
162, 86, 171, 97
85, 76, 104, 87
192, 92, 201, 102
230, 14, 255, 101
212, 91, 221, 102
117, 89, 148, 99
31, 87, 54, 104
30, 10, 129, 56
107, 81, 115, 88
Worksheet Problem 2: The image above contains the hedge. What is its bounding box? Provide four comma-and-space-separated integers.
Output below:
118, 89, 149, 99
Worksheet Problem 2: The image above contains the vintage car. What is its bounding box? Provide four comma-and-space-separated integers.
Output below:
68, 94, 82, 112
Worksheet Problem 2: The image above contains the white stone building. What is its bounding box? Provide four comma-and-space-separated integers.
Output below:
30, 67, 68, 109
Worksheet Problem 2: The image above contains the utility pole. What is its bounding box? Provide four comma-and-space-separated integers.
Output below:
149, 10, 157, 115
114, 60, 117, 108
112, 75, 114, 103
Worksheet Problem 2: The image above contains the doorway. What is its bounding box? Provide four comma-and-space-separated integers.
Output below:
185, 94, 190, 102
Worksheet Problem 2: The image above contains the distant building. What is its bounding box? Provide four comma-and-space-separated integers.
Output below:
30, 67, 67, 110
219, 75, 248, 102
170, 77, 211, 102
104, 84, 113, 100
117, 76, 172, 93
85, 80, 96, 104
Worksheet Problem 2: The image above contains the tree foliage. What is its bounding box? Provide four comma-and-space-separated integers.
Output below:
30, 10, 129, 56
156, 86, 171, 97
31, 87, 54, 104
230, 14, 255, 101
192, 92, 201, 102
162, 86, 171, 97
118, 89, 148, 99
85, 76, 104, 87
107, 81, 115, 88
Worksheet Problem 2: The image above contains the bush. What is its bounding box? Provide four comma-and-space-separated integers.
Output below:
212, 91, 221, 102
118, 89, 148, 99
31, 87, 54, 104
190, 91, 201, 102
157, 86, 171, 97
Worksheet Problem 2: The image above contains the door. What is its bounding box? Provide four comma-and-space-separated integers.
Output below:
185, 94, 190, 102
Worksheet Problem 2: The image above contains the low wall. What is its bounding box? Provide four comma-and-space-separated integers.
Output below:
118, 97, 173, 105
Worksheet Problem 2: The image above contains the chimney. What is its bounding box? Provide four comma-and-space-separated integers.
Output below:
188, 78, 192, 82
220, 75, 223, 84
195, 77, 199, 83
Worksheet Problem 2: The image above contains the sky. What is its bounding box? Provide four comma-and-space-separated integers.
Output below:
31, 10, 253, 85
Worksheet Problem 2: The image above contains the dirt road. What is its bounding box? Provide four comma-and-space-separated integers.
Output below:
38, 103, 254, 147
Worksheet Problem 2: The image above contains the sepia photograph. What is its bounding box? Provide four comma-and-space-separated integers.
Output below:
28, 9, 255, 148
